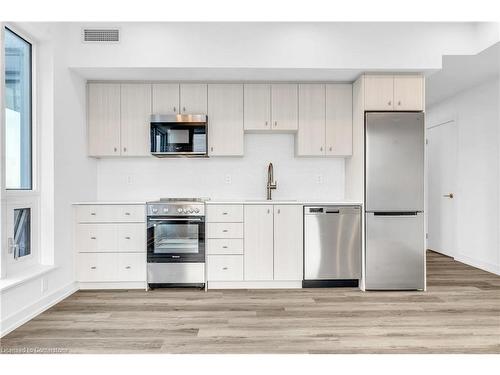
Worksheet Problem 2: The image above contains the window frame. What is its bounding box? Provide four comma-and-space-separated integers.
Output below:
2, 24, 40, 273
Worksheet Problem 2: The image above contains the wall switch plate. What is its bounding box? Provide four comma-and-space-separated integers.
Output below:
316, 175, 324, 184
225, 174, 232, 184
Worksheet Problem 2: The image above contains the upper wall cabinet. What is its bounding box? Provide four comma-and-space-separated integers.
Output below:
326, 84, 353, 156
180, 84, 208, 114
152, 83, 179, 114
207, 84, 244, 156
88, 83, 121, 156
271, 84, 298, 131
244, 84, 271, 131
120, 84, 151, 156
296, 83, 353, 157
243, 84, 298, 132
364, 74, 424, 111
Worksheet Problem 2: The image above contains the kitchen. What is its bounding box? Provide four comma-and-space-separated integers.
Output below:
0, 16, 499, 364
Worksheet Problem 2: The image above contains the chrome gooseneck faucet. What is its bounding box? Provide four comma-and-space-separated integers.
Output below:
267, 162, 277, 200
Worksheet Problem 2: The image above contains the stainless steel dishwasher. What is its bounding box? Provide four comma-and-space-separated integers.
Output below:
303, 205, 361, 287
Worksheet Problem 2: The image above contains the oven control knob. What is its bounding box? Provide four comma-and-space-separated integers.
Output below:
152, 208, 158, 213
162, 208, 169, 213
194, 208, 200, 213
177, 208, 184, 213
187, 209, 193, 214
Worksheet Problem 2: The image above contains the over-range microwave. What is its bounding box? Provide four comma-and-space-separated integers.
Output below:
150, 114, 208, 157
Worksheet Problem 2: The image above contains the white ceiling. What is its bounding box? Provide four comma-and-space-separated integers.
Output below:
426, 42, 500, 106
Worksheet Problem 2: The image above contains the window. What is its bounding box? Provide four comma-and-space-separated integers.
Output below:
4, 27, 32, 190
12, 208, 31, 258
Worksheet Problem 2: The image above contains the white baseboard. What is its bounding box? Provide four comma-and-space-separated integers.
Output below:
79, 281, 147, 290
454, 253, 500, 275
1, 282, 78, 338
208, 280, 302, 289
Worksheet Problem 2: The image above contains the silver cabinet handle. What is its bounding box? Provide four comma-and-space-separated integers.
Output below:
114, 147, 117, 152
443, 193, 454, 199
125, 266, 131, 269
90, 266, 97, 270
265, 121, 268, 127
320, 146, 323, 151
123, 147, 127, 152
125, 212, 131, 216
274, 121, 277, 127
222, 267, 228, 270
398, 100, 401, 106
222, 212, 228, 215
388, 101, 392, 106
173, 106, 176, 112
222, 229, 228, 233
277, 209, 280, 214
90, 236, 96, 240
267, 209, 270, 214
183, 106, 186, 112
125, 236, 131, 240
90, 212, 96, 216
210, 146, 214, 152
222, 246, 228, 249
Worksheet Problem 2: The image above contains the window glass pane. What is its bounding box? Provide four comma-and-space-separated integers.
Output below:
14, 208, 31, 258
4, 28, 32, 190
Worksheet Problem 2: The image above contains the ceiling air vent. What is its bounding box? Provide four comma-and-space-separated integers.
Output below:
83, 28, 120, 43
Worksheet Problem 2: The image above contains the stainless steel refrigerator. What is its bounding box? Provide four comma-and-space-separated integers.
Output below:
365, 112, 425, 290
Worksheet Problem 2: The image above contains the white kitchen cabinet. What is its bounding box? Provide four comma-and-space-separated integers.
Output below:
152, 83, 179, 114
207, 223, 244, 239
273, 205, 303, 281
297, 84, 326, 156
364, 75, 394, 110
117, 223, 147, 252
76, 224, 116, 253
120, 84, 151, 156
116, 253, 146, 281
78, 253, 117, 282
206, 204, 244, 222
326, 84, 353, 156
180, 83, 207, 114
271, 84, 298, 131
244, 84, 272, 131
87, 83, 121, 156
207, 255, 244, 281
394, 75, 424, 111
207, 84, 244, 156
207, 239, 244, 255
244, 205, 274, 281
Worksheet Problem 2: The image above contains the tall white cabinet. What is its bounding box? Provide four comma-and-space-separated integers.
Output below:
120, 84, 151, 156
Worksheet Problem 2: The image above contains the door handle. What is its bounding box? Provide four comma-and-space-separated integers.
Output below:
442, 193, 454, 199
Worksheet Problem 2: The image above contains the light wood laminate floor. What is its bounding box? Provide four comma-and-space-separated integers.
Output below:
1, 251, 499, 354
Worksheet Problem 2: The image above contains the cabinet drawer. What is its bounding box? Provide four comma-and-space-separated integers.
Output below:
117, 253, 146, 281
78, 253, 117, 282
206, 205, 243, 222
76, 205, 145, 223
207, 223, 244, 239
117, 224, 146, 252
207, 239, 244, 255
111, 205, 145, 222
76, 224, 117, 252
207, 255, 243, 281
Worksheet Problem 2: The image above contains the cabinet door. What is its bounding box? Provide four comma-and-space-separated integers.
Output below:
117, 253, 146, 281
243, 84, 271, 131
297, 84, 325, 156
76, 224, 117, 252
244, 205, 274, 280
364, 75, 394, 110
271, 84, 298, 130
180, 83, 207, 114
207, 84, 244, 156
394, 75, 424, 111
117, 223, 146, 252
120, 84, 151, 156
273, 205, 303, 281
152, 83, 179, 114
87, 83, 121, 156
326, 84, 353, 156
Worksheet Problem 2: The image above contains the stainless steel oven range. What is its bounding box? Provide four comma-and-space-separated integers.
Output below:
146, 198, 206, 288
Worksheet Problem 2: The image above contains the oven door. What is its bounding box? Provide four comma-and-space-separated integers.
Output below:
147, 217, 205, 262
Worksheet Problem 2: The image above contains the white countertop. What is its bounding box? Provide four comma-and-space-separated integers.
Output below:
72, 201, 146, 205
206, 200, 362, 205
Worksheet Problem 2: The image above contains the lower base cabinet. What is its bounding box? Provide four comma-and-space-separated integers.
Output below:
207, 255, 244, 281
78, 252, 146, 282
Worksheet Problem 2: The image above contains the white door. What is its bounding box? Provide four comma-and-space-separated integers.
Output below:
120, 84, 151, 156
207, 84, 244, 156
243, 84, 271, 131
87, 83, 121, 156
244, 205, 274, 280
273, 205, 303, 281
426, 120, 457, 257
297, 84, 325, 156
271, 84, 298, 131
180, 84, 208, 114
152, 83, 179, 114
326, 84, 353, 156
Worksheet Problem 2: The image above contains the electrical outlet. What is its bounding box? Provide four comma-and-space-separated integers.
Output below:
316, 175, 324, 184
225, 174, 232, 184
41, 277, 48, 294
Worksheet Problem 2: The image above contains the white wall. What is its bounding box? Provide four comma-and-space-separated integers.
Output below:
427, 77, 500, 274
97, 134, 344, 201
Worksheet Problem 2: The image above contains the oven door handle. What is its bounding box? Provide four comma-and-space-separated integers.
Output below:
148, 218, 203, 222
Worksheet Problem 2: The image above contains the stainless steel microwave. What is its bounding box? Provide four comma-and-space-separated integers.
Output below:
150, 114, 208, 157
